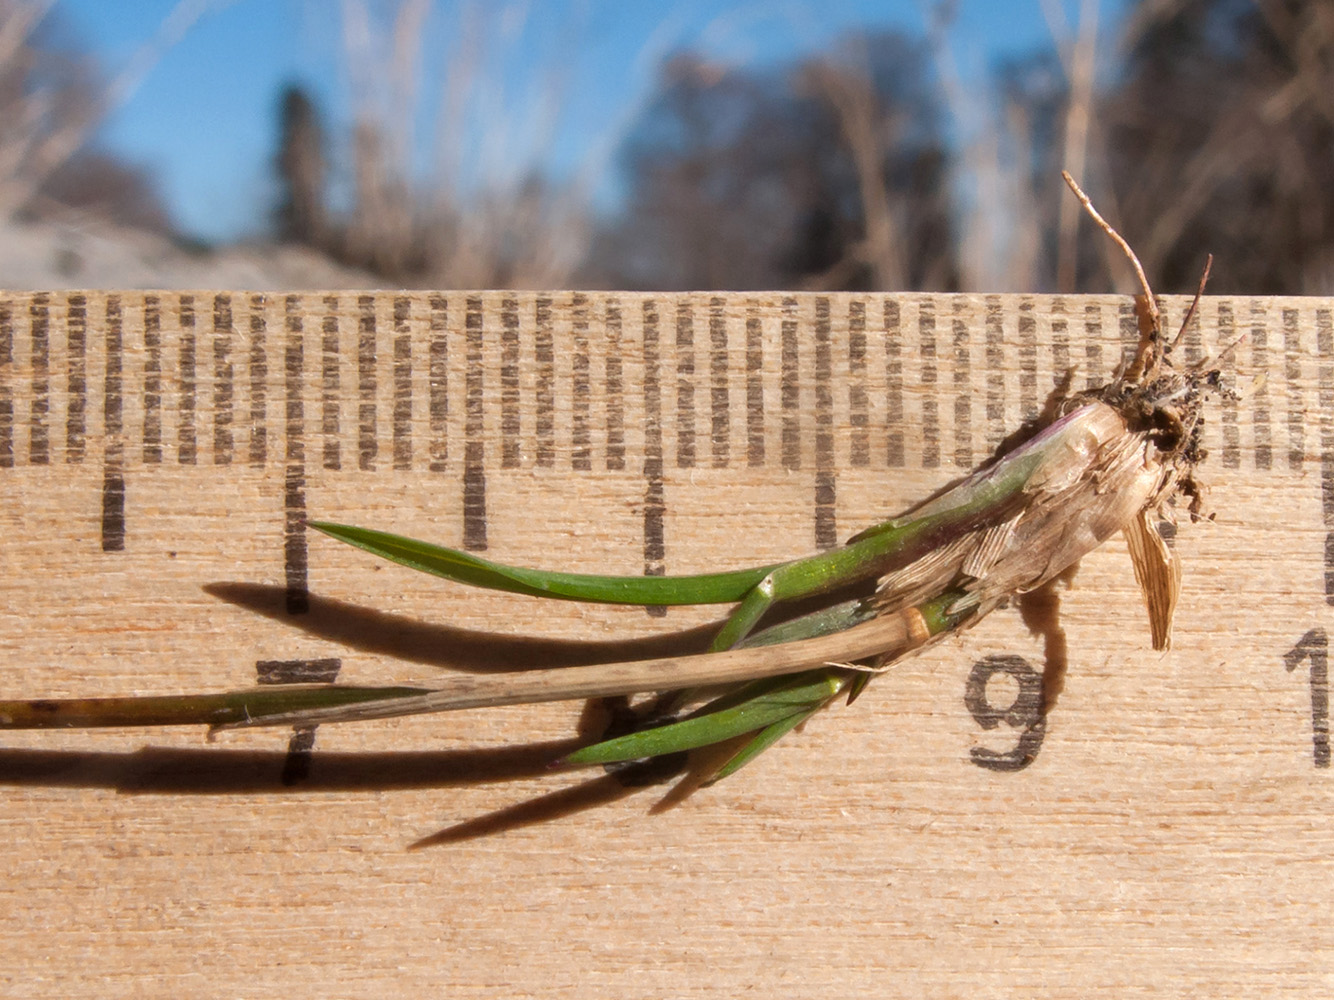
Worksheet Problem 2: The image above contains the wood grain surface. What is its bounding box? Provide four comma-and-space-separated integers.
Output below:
0, 290, 1330, 997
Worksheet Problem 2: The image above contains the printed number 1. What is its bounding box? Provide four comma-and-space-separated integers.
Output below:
1284, 628, 1330, 768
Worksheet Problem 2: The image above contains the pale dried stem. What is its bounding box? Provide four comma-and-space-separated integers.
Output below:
925, 0, 993, 291
1000, 98, 1043, 289
217, 607, 933, 730
927, 0, 1045, 291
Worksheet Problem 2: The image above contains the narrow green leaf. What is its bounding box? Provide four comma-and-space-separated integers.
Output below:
737, 599, 877, 648
309, 521, 776, 605
562, 670, 845, 766
312, 429, 1054, 617
705, 702, 827, 785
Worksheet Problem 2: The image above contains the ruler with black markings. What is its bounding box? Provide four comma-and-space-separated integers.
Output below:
0, 289, 1331, 773
7, 286, 1334, 1000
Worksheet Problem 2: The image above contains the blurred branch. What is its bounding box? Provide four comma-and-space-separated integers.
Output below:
1044, 0, 1099, 292
926, 0, 1041, 291
1255, 0, 1334, 130
802, 57, 906, 290
310, 0, 593, 287
0, 0, 51, 70
0, 0, 215, 222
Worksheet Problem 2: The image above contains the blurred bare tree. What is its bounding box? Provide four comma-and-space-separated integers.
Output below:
0, 0, 209, 234
938, 0, 1334, 295
274, 84, 328, 248
272, 0, 597, 288
265, 0, 1334, 295
36, 149, 173, 232
586, 33, 955, 292
0, 0, 100, 219
1101, 0, 1334, 294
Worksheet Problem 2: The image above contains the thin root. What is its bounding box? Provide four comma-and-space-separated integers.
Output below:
1170, 253, 1214, 355
825, 660, 893, 675
1061, 170, 1158, 333
1191, 330, 1249, 376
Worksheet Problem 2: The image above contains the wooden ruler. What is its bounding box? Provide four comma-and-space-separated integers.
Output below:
1, 289, 1332, 996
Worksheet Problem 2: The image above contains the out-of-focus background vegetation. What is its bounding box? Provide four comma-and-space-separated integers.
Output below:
1, 0, 1330, 294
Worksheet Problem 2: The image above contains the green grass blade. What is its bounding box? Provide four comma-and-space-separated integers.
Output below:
309, 521, 776, 605
705, 701, 827, 784
737, 599, 877, 648
316, 414, 1086, 616
561, 670, 845, 766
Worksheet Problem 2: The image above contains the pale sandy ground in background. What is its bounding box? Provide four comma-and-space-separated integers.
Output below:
0, 219, 381, 290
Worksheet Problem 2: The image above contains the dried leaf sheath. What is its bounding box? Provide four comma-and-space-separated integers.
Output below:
866, 401, 1165, 629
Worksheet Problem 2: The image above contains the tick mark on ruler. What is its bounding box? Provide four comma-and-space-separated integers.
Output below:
500, 295, 521, 469
320, 295, 341, 471
0, 300, 12, 469
101, 296, 125, 551
919, 298, 940, 469
357, 294, 377, 471
675, 300, 695, 469
573, 292, 593, 471
1283, 307, 1304, 470
848, 299, 869, 468
462, 295, 487, 550
1018, 298, 1038, 422
605, 299, 626, 471
1118, 297, 1138, 360
745, 305, 764, 467
256, 657, 342, 784
1317, 308, 1333, 605
952, 297, 973, 468
142, 294, 162, 464
1218, 303, 1240, 468
781, 297, 799, 471
284, 295, 309, 615
176, 294, 196, 465
212, 294, 234, 466
814, 296, 836, 548
708, 296, 729, 469
885, 299, 903, 467
642, 299, 667, 617
428, 294, 449, 472
27, 293, 48, 466
393, 295, 413, 471
984, 296, 1005, 452
535, 296, 554, 467
248, 294, 267, 467
65, 294, 87, 463
1050, 295, 1069, 390
1250, 301, 1272, 471
1082, 302, 1104, 392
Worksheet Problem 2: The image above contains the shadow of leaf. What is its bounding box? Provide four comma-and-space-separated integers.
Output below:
204, 582, 721, 673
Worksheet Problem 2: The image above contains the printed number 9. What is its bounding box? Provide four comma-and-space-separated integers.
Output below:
964, 654, 1046, 771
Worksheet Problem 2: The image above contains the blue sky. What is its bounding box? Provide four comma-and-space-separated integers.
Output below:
53, 0, 1129, 243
